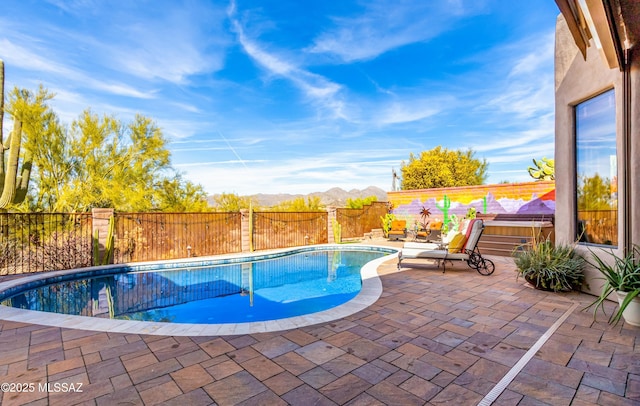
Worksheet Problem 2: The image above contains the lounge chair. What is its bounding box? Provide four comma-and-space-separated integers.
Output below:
425, 228, 441, 242
387, 220, 407, 240
415, 229, 429, 241
397, 219, 495, 275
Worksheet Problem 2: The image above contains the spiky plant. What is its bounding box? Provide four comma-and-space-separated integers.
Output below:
528, 157, 555, 181
513, 233, 585, 292
585, 245, 640, 324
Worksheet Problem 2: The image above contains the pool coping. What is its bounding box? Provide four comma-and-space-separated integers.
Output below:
0, 244, 399, 336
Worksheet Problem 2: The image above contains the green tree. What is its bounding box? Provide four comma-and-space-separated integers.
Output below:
1, 75, 56, 210
270, 196, 324, 211
400, 146, 488, 190
577, 174, 614, 210
1, 71, 210, 212
6, 90, 208, 212
346, 196, 377, 209
21, 92, 71, 211
152, 173, 211, 212
213, 193, 256, 212
53, 111, 172, 212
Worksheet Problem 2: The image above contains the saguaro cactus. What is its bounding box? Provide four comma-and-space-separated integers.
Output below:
0, 59, 30, 210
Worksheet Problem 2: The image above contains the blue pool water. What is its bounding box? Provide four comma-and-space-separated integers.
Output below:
1, 248, 392, 324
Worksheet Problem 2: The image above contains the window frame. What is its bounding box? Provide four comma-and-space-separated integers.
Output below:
574, 88, 618, 247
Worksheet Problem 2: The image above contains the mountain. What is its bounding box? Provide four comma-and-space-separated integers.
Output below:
208, 186, 388, 208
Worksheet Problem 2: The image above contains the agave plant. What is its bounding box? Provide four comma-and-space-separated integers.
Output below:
513, 235, 585, 292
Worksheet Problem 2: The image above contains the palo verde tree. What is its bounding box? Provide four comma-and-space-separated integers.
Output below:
212, 193, 257, 212
400, 146, 488, 190
34, 109, 209, 212
577, 173, 614, 210
152, 173, 210, 212
54, 110, 184, 212
269, 196, 324, 212
0, 60, 56, 211
1, 62, 209, 212
346, 196, 377, 209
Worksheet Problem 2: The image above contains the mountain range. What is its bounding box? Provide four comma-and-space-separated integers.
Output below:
208, 186, 388, 208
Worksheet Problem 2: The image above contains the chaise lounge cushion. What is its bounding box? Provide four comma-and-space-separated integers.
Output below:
404, 242, 440, 250
448, 233, 467, 253
388, 220, 407, 240
398, 219, 493, 274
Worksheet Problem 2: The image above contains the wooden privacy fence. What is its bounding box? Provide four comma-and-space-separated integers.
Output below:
336, 201, 389, 239
0, 213, 93, 275
252, 211, 328, 250
113, 212, 243, 263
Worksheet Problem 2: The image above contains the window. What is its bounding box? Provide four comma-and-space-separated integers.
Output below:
575, 89, 617, 246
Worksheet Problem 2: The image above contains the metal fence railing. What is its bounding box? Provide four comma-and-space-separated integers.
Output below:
0, 213, 93, 275
336, 201, 388, 239
113, 212, 243, 263
252, 211, 328, 250
0, 205, 390, 275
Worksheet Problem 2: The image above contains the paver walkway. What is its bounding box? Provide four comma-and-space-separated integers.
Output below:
0, 252, 639, 405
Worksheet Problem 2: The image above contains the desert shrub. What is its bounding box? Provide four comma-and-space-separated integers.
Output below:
30, 232, 93, 271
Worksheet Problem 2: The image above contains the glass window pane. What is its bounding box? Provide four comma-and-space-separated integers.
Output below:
576, 89, 617, 246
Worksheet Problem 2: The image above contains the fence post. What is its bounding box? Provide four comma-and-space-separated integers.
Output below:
240, 209, 251, 252
92, 208, 114, 264
327, 207, 337, 244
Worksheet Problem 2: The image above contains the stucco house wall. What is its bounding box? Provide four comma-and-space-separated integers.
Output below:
554, 13, 639, 296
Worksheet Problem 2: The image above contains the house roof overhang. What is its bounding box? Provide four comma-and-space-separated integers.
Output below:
555, 0, 640, 70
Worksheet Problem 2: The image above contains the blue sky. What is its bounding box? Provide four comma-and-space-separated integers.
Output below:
1, 0, 559, 196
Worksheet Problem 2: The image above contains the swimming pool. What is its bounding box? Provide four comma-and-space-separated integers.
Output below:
0, 245, 398, 335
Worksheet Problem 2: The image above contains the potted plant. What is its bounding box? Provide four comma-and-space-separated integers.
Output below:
380, 213, 396, 238
586, 245, 640, 326
513, 235, 585, 292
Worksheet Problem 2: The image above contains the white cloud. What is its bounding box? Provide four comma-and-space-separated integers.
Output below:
175, 149, 400, 194
374, 98, 445, 125
483, 34, 555, 119
0, 39, 156, 99
307, 0, 486, 62
228, 4, 347, 120
43, 0, 100, 15
108, 19, 228, 84
509, 33, 555, 77
2, 1, 559, 195
0, 39, 76, 76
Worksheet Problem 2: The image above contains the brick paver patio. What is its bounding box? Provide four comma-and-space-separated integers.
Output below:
1, 247, 639, 405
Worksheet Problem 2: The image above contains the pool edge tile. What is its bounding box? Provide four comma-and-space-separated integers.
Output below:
0, 245, 396, 336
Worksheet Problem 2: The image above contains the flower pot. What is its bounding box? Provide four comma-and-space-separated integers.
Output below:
524, 274, 555, 291
523, 274, 576, 292
616, 291, 640, 327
